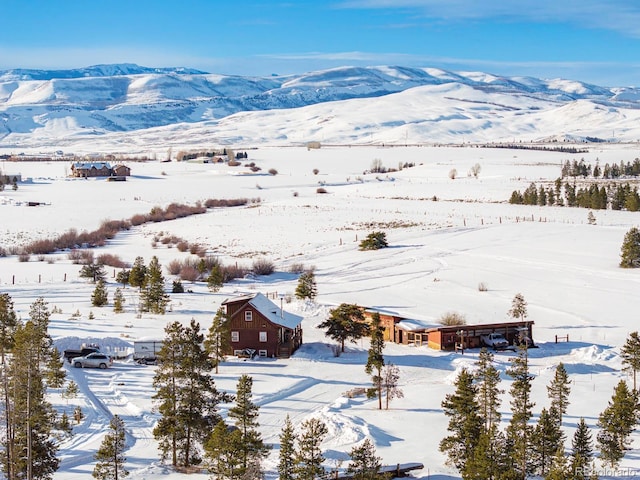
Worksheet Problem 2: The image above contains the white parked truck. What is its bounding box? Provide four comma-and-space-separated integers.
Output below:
133, 340, 163, 364
480, 333, 509, 350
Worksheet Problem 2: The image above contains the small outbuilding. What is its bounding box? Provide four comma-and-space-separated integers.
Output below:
362, 307, 535, 351
425, 321, 535, 351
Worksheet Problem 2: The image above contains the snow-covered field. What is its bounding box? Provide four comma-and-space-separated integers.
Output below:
1, 145, 640, 479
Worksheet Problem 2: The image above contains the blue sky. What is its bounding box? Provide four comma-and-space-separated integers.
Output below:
1, 0, 639, 86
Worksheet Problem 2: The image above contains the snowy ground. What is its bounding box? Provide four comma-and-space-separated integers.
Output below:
1, 145, 640, 479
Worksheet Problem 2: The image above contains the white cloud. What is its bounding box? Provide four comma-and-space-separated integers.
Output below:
336, 0, 640, 37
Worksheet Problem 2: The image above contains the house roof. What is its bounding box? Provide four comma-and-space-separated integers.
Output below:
72, 162, 112, 170
396, 318, 439, 332
223, 293, 303, 329
426, 320, 535, 333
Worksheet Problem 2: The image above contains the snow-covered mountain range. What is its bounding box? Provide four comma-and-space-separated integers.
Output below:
1, 63, 640, 151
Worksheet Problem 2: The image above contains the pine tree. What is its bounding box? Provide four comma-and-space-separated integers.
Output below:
531, 407, 563, 476
318, 303, 369, 352
547, 362, 571, 420
140, 256, 169, 314
545, 447, 570, 480
79, 263, 107, 283
382, 363, 404, 409
295, 418, 328, 480
572, 418, 594, 480
365, 312, 385, 410
113, 288, 125, 313
620, 331, 640, 391
91, 279, 109, 307
475, 348, 503, 433
347, 438, 381, 480
128, 256, 147, 290
506, 347, 535, 479
204, 307, 229, 374
63, 380, 79, 404
153, 320, 223, 468
207, 264, 224, 292
44, 347, 66, 389
227, 375, 269, 476
58, 411, 72, 436
4, 320, 60, 479
596, 380, 639, 468
620, 226, 640, 268
116, 269, 130, 288
278, 415, 296, 480
0, 293, 17, 480
93, 414, 128, 480
295, 271, 317, 301
359, 231, 388, 251
439, 368, 483, 476
204, 421, 244, 480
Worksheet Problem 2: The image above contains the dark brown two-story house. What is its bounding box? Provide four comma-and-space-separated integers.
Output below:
221, 293, 303, 358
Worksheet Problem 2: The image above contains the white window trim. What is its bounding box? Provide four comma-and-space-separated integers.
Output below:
245, 311, 253, 322
231, 331, 239, 342
258, 350, 267, 357
259, 331, 267, 342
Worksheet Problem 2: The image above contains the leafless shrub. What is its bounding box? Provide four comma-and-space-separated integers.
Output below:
25, 239, 56, 255
222, 263, 248, 281
293, 191, 299, 197
313, 168, 319, 175
18, 253, 30, 262
97, 253, 127, 268
130, 214, 148, 226
68, 249, 94, 265
167, 259, 183, 275
316, 187, 328, 194
179, 265, 200, 282
189, 244, 201, 255
288, 263, 306, 274
478, 282, 488, 292
176, 241, 189, 252
449, 168, 458, 180
438, 311, 467, 326
0, 247, 7, 257
268, 168, 278, 176
252, 258, 275, 276
204, 198, 251, 208
37, 255, 46, 262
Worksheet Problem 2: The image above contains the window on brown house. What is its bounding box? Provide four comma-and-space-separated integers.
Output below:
259, 331, 267, 342
245, 311, 252, 322
231, 331, 239, 342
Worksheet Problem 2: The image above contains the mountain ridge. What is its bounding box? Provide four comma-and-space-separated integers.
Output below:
1, 64, 639, 150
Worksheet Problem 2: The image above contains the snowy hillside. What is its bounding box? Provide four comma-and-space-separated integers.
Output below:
3, 145, 640, 480
1, 64, 640, 151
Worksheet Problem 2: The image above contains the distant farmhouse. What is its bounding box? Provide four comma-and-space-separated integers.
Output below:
222, 293, 303, 358
70, 162, 131, 178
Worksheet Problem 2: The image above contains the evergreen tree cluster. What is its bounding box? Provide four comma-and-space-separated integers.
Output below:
0, 295, 65, 480
439, 348, 595, 480
561, 158, 640, 180
509, 179, 640, 211
277, 415, 383, 480
441, 332, 640, 479
152, 319, 225, 468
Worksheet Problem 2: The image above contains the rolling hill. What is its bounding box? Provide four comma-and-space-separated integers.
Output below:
1, 64, 640, 151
